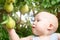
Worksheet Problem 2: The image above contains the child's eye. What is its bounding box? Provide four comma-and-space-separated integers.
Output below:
37, 20, 40, 22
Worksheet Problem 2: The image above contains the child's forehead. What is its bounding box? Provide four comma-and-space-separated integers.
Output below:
36, 12, 50, 17
35, 12, 49, 19
34, 12, 57, 20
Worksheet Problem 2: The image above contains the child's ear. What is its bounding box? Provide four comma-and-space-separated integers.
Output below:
48, 24, 54, 30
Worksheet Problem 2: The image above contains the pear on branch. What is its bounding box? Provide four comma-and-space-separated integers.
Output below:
1, 16, 16, 29
20, 4, 29, 15
4, 3, 14, 13
6, 16, 16, 29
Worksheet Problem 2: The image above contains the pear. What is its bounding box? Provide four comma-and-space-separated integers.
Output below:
6, 16, 15, 29
20, 4, 29, 14
4, 3, 13, 12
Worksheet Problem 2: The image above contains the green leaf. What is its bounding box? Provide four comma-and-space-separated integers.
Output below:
51, 0, 56, 5
56, 0, 60, 3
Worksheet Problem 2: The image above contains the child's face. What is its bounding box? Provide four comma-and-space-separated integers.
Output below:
32, 12, 58, 36
32, 13, 51, 36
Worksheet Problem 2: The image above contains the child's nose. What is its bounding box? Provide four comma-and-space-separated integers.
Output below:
33, 21, 36, 25
32, 22, 35, 28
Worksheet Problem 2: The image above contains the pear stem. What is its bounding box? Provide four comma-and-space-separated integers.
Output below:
1, 20, 8, 24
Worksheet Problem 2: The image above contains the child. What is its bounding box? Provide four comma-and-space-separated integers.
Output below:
7, 11, 60, 40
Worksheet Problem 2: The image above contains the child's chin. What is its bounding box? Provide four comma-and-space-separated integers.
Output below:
33, 32, 39, 36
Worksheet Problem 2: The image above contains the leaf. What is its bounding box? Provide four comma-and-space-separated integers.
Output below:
0, 0, 5, 4
3, 14, 7, 21
51, 0, 56, 5
56, 0, 60, 3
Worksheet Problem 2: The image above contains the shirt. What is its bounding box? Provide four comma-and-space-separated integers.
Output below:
33, 33, 58, 40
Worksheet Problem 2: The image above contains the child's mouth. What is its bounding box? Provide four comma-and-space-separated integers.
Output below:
32, 26, 35, 28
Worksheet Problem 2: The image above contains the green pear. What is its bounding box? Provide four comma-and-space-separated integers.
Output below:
20, 4, 29, 14
6, 16, 15, 29
4, 3, 13, 12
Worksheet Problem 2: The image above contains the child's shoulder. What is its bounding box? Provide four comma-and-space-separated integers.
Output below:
51, 33, 60, 40
55, 33, 60, 40
54, 33, 60, 36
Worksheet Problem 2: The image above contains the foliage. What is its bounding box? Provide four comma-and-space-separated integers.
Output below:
0, 24, 9, 40
16, 20, 33, 37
